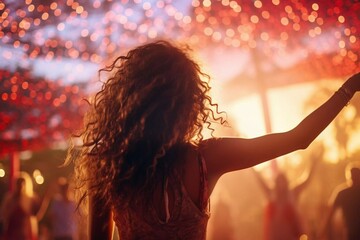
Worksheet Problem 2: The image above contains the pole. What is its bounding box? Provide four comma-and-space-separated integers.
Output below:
251, 48, 278, 174
9, 152, 20, 192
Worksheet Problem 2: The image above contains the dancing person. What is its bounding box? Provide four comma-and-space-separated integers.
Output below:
0, 173, 40, 240
66, 40, 360, 240
321, 162, 360, 240
252, 156, 317, 240
51, 178, 78, 240
49, 178, 78, 240
36, 177, 78, 240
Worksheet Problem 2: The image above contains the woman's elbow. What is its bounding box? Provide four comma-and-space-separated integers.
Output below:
288, 127, 317, 151
287, 134, 313, 151
296, 135, 315, 150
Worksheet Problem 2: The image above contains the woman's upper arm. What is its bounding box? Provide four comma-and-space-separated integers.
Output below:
201, 129, 305, 178
89, 195, 114, 240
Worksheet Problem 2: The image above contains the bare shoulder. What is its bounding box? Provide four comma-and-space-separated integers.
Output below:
181, 139, 246, 197
198, 138, 232, 194
177, 143, 198, 174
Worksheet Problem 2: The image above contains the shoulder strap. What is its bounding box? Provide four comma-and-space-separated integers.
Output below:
162, 176, 171, 223
198, 152, 210, 211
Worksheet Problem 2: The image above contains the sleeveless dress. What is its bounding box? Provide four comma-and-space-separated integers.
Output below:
112, 153, 210, 240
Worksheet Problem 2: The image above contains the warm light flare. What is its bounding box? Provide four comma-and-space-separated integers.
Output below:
0, 0, 358, 167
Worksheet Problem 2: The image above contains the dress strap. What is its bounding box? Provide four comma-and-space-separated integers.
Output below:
162, 177, 171, 223
198, 152, 210, 211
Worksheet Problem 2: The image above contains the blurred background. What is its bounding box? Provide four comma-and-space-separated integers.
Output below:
1, 0, 360, 239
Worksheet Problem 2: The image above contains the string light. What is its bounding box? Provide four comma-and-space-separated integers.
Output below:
0, 0, 359, 154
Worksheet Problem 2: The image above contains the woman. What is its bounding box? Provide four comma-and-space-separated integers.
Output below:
1, 173, 40, 240
67, 40, 360, 240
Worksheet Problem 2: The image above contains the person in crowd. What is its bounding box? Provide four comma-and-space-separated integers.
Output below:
36, 177, 78, 240
321, 162, 360, 240
252, 156, 317, 240
0, 172, 40, 240
49, 177, 78, 240
66, 40, 360, 239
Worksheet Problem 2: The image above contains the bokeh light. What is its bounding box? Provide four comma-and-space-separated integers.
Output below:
2, 0, 357, 154
1, 1, 360, 240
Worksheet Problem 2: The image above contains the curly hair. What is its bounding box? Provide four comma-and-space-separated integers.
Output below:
68, 40, 226, 211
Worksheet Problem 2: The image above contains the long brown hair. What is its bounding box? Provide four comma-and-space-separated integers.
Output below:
68, 40, 226, 210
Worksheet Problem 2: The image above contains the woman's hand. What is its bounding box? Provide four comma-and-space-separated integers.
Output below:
343, 72, 360, 94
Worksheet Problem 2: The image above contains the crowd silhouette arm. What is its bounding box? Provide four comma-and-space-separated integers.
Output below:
292, 151, 320, 198
35, 180, 59, 221
251, 168, 272, 199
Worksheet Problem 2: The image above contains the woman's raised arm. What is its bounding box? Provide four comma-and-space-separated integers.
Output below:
203, 73, 360, 181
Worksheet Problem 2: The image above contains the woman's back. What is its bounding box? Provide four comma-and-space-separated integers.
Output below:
112, 144, 210, 240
